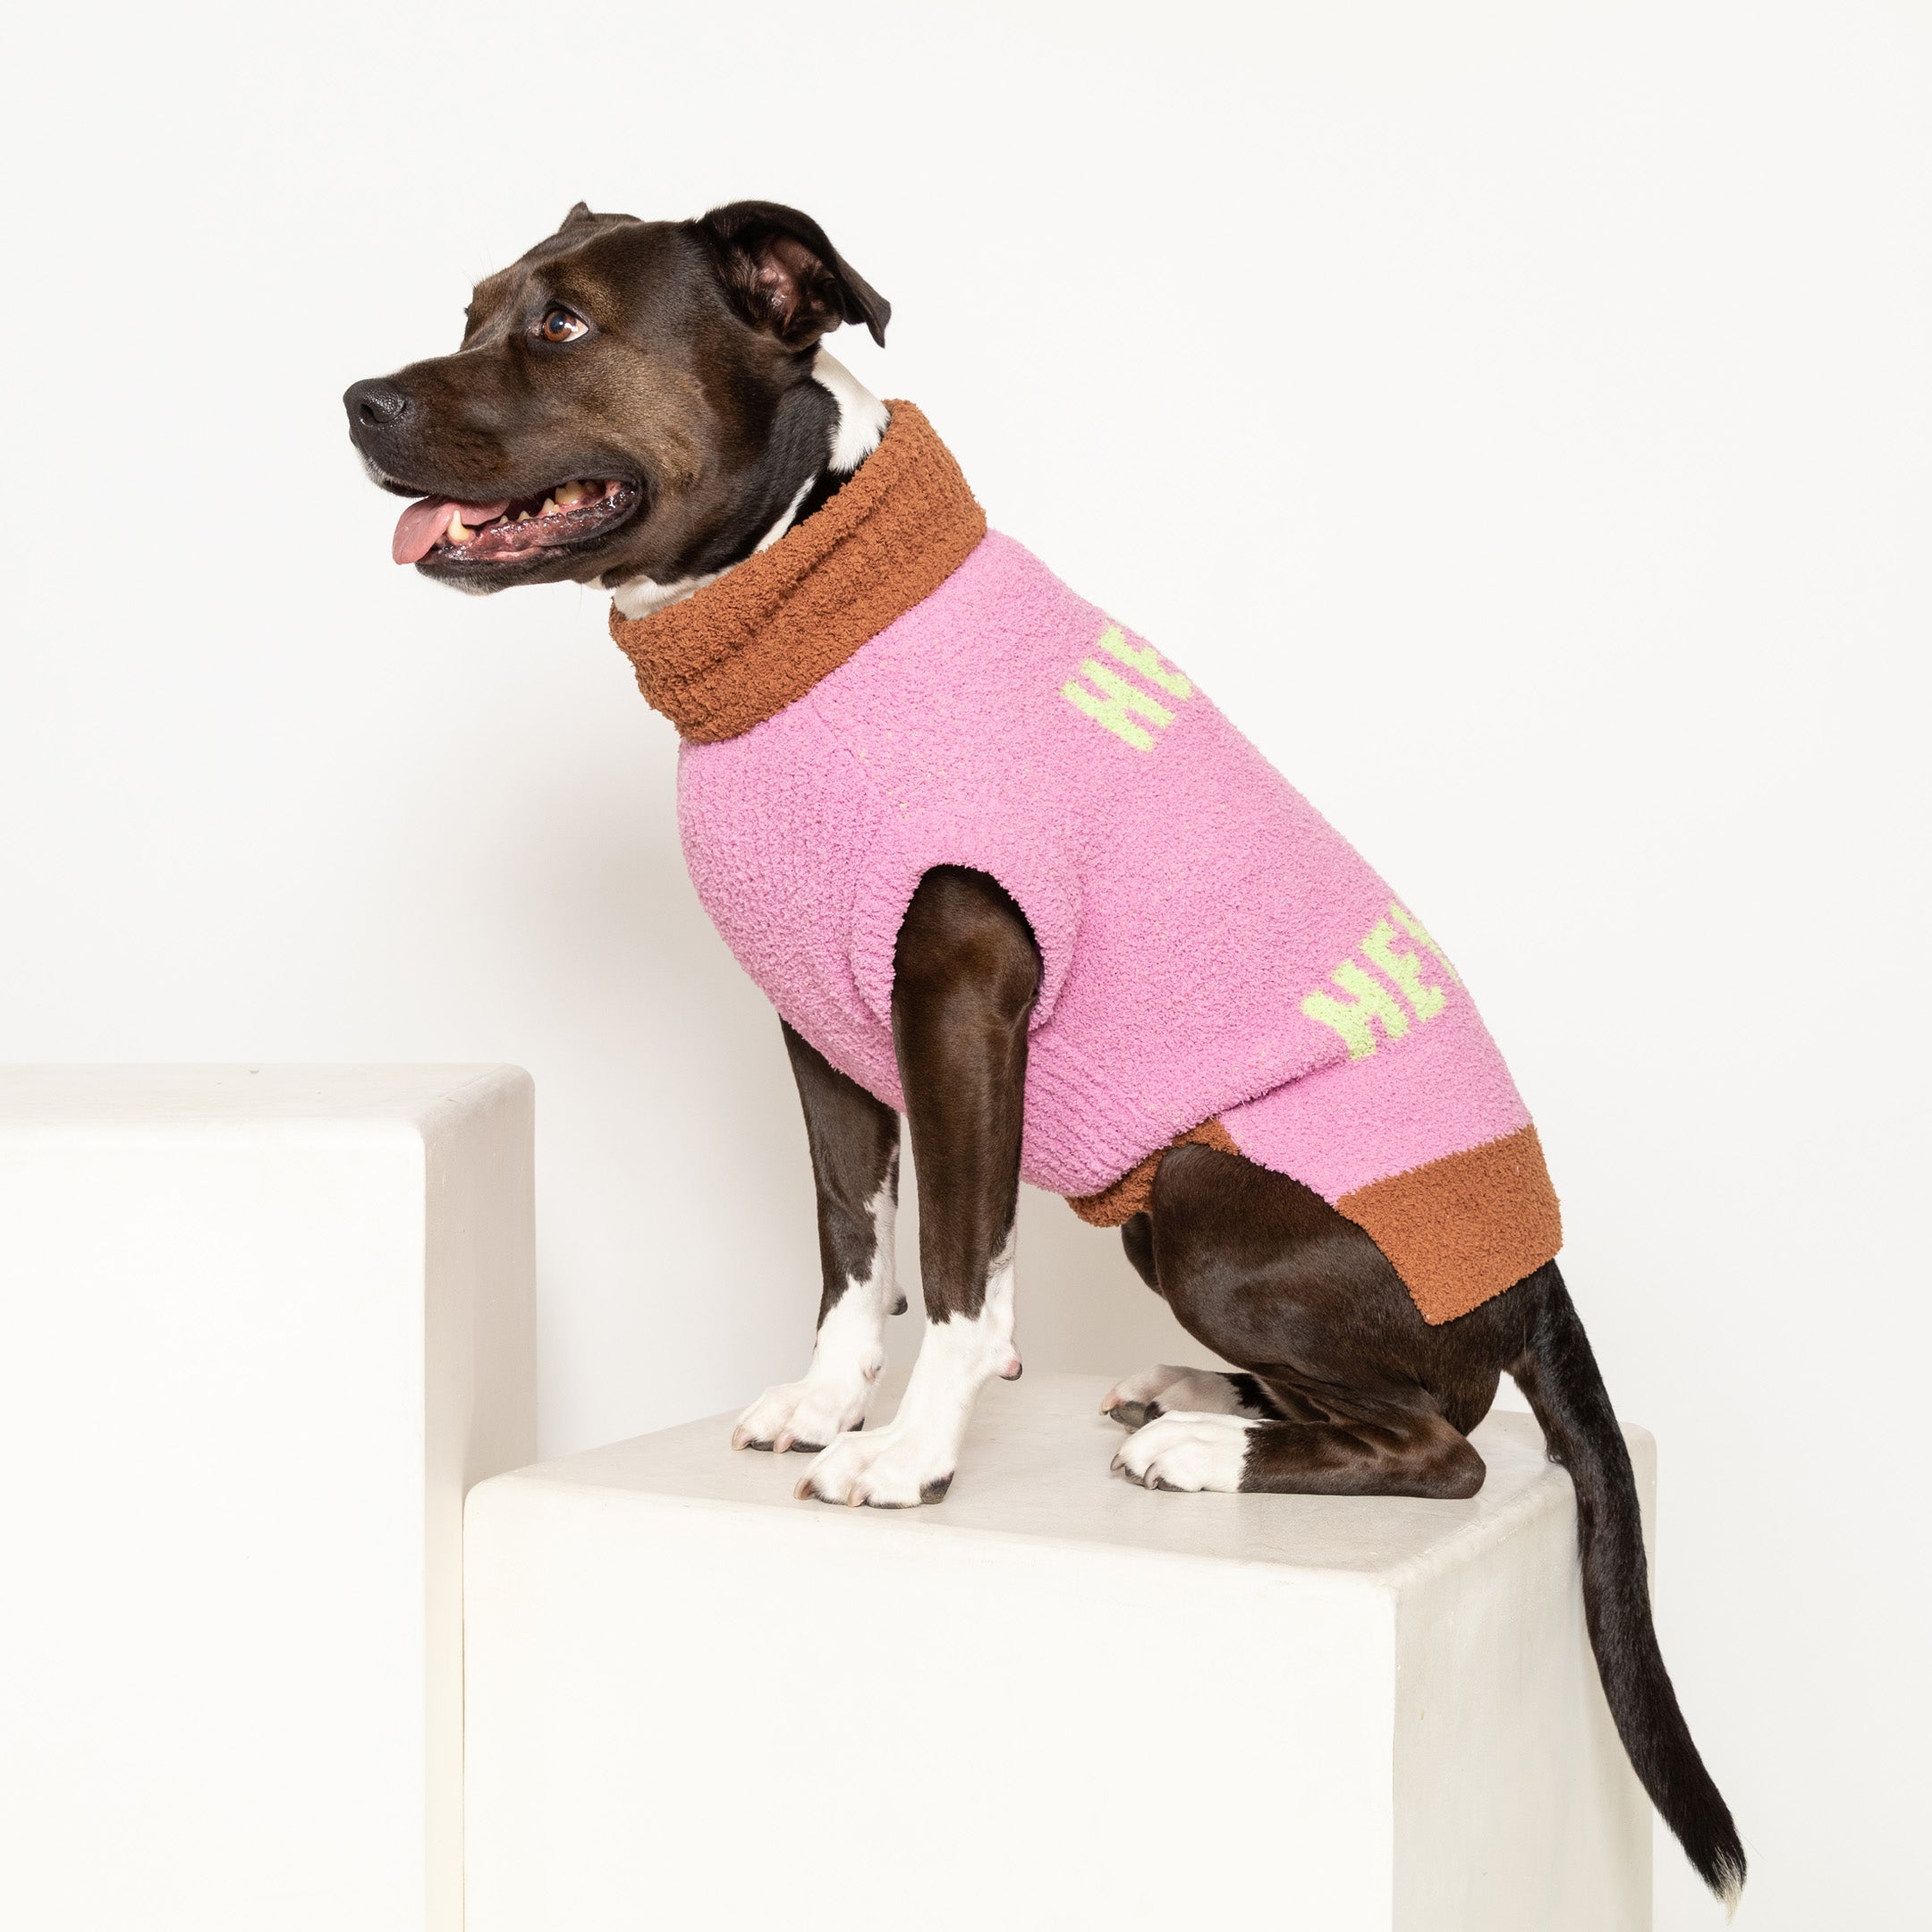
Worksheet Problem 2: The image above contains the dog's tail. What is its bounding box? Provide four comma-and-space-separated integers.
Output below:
1513, 1263, 1746, 1911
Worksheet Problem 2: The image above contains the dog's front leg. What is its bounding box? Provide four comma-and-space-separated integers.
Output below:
734, 1021, 902, 1454
797, 867, 1037, 1507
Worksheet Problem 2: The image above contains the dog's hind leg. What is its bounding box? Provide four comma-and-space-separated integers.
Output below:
1098, 1365, 1286, 1430
1114, 1393, 1485, 1498
1105, 1139, 1509, 1498
733, 1021, 902, 1455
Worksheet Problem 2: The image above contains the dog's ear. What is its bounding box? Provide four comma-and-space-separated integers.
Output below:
698, 200, 890, 348
558, 201, 597, 232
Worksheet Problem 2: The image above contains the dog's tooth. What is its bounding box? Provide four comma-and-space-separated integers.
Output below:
514, 510, 531, 523
447, 509, 472, 544
539, 496, 558, 517
555, 479, 589, 507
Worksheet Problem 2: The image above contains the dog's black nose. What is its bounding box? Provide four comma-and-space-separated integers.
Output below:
344, 378, 410, 432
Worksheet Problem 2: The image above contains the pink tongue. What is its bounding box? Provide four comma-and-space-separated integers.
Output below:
391, 496, 513, 565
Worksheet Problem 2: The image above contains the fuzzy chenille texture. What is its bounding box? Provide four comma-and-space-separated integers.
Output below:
626, 406, 1560, 1323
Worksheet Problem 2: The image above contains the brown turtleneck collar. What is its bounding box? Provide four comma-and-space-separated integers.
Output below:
607, 400, 987, 743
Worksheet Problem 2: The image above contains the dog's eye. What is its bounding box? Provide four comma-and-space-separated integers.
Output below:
537, 306, 589, 344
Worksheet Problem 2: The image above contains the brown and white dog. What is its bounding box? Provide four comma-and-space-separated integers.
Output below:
346, 200, 1744, 1906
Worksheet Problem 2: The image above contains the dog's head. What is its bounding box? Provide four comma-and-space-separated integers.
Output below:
344, 201, 888, 595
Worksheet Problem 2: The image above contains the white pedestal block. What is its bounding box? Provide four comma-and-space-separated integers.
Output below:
0, 1066, 536, 1932
465, 1372, 1654, 1932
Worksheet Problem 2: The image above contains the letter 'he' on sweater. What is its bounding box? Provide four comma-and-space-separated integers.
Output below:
1302, 960, 1415, 1060
1061, 623, 1196, 750
1364, 919, 1448, 1021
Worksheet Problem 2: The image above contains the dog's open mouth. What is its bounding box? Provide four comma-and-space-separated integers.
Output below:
391, 478, 638, 567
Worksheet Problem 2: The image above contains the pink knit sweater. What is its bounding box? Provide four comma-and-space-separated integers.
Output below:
615, 405, 1559, 1322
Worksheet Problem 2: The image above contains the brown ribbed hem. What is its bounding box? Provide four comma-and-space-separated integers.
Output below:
1335, 1124, 1563, 1325
1065, 1117, 1239, 1227
608, 400, 987, 742
1068, 1118, 1560, 1325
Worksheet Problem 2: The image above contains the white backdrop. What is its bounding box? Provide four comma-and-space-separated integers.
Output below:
2, 4, 1925, 1925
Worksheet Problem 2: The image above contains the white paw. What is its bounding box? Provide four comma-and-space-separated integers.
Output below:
1101, 1365, 1250, 1428
733, 1371, 874, 1454
795, 1419, 955, 1508
1099, 1363, 1192, 1419
1112, 1411, 1256, 1492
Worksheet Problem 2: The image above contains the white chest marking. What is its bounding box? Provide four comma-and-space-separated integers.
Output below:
812, 348, 888, 472
610, 568, 723, 620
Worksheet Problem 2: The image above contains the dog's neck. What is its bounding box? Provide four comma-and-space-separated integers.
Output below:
608, 349, 888, 622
